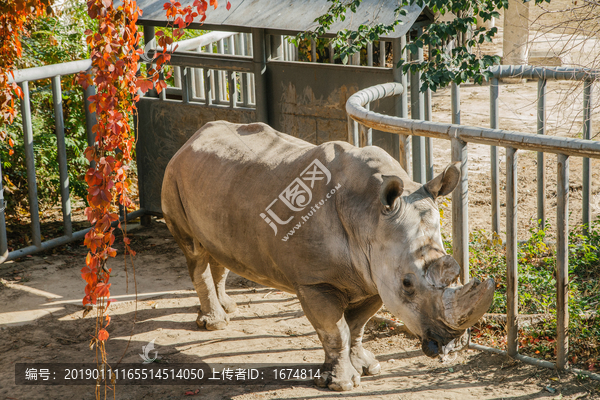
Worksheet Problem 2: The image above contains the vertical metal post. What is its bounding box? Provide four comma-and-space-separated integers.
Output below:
174, 66, 182, 88
83, 74, 97, 148
506, 146, 518, 358
311, 38, 317, 62
248, 33, 256, 104
271, 35, 283, 60
241, 34, 250, 106
216, 39, 224, 104
452, 136, 469, 284
0, 152, 7, 259
20, 81, 42, 248
490, 78, 500, 234
51, 76, 72, 238
367, 42, 373, 66
252, 28, 268, 123
451, 82, 460, 125
203, 67, 213, 106
450, 81, 467, 281
264, 35, 272, 60
349, 37, 360, 65
358, 103, 372, 146
537, 79, 547, 229
411, 28, 425, 184
556, 153, 570, 370
181, 67, 191, 104
424, 86, 433, 181
582, 80, 592, 232
379, 41, 385, 67
194, 45, 205, 99
143, 26, 156, 98
329, 42, 334, 63
393, 36, 409, 171
347, 116, 359, 147
228, 70, 237, 108
228, 34, 235, 55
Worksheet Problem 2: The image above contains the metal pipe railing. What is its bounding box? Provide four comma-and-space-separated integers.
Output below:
537, 79, 547, 230
490, 78, 500, 234
345, 75, 599, 379
3, 208, 147, 263
8, 59, 92, 84
2, 29, 263, 263
489, 65, 600, 80
346, 83, 600, 158
51, 76, 72, 238
582, 80, 593, 232
20, 81, 42, 249
506, 145, 518, 357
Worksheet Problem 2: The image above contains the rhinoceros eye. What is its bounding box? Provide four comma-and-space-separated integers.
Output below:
402, 275, 416, 296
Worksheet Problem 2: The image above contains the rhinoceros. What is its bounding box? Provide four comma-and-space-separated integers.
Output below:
161, 121, 494, 391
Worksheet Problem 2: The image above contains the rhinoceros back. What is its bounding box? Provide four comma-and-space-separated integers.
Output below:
161, 121, 344, 290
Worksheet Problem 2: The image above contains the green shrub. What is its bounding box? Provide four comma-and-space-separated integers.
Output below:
1, 1, 94, 223
465, 219, 600, 368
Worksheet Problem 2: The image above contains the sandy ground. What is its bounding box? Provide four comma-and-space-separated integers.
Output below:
1, 221, 599, 400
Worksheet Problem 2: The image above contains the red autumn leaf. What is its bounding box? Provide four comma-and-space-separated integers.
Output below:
95, 282, 111, 298
209, 0, 218, 9
226, 1, 231, 10
98, 329, 109, 341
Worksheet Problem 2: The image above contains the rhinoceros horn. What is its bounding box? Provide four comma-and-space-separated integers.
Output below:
441, 277, 495, 330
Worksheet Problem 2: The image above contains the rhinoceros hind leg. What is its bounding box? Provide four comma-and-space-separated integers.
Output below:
345, 295, 383, 376
183, 242, 229, 330
297, 284, 361, 391
210, 262, 237, 313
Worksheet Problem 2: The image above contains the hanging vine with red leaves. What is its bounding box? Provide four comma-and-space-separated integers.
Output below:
0, 0, 53, 154
78, 0, 228, 396
76, 0, 143, 383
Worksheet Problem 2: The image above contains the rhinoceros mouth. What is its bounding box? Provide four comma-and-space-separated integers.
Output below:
422, 338, 442, 358
420, 327, 459, 358
421, 328, 471, 359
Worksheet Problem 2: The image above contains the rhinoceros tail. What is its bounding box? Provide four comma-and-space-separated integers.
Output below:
162, 163, 196, 256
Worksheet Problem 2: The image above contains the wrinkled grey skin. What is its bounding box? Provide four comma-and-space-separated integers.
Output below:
162, 121, 495, 391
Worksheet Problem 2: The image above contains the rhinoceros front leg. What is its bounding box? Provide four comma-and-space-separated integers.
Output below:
186, 246, 229, 331
297, 284, 361, 391
345, 295, 383, 376
210, 263, 237, 313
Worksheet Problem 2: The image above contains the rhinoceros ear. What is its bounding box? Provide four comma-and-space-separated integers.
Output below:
425, 255, 460, 288
424, 162, 460, 200
380, 175, 404, 212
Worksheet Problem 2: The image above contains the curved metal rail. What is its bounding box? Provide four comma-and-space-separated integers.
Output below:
346, 79, 600, 381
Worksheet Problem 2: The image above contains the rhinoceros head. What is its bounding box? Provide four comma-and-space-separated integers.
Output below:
369, 162, 494, 358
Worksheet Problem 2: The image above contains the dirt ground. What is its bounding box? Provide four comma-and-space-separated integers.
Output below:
2, 1, 600, 399
1, 221, 599, 400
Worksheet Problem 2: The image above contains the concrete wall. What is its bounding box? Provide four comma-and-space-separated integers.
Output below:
136, 99, 256, 213
267, 61, 396, 151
